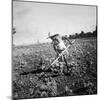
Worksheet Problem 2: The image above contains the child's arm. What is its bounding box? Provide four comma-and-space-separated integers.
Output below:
62, 36, 72, 45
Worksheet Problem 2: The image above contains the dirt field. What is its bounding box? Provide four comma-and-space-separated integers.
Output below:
12, 38, 97, 99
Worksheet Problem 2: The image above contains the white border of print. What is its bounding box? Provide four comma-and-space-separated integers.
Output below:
0, 0, 99, 100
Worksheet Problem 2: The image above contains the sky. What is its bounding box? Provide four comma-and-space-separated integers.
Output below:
13, 1, 97, 45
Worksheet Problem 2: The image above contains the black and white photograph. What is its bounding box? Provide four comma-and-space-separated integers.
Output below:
12, 0, 97, 99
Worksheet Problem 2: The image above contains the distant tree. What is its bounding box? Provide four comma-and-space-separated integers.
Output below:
92, 26, 97, 37
12, 27, 16, 35
86, 32, 92, 37
80, 31, 85, 38
69, 35, 72, 39
69, 34, 75, 39
75, 33, 79, 38
75, 33, 78, 37
12, 27, 16, 46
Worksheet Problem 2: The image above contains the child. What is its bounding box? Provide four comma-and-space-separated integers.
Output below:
47, 33, 69, 73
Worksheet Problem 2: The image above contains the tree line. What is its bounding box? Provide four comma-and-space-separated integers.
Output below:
68, 26, 97, 39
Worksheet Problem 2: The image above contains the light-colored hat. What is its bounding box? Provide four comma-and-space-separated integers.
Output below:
47, 32, 59, 39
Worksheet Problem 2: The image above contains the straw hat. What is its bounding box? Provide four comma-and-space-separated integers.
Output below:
47, 32, 59, 39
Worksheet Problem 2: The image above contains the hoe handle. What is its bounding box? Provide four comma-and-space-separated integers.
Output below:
51, 40, 75, 66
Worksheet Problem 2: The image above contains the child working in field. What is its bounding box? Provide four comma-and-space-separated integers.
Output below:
47, 33, 71, 74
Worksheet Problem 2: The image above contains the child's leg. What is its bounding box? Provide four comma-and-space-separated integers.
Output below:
63, 55, 69, 72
